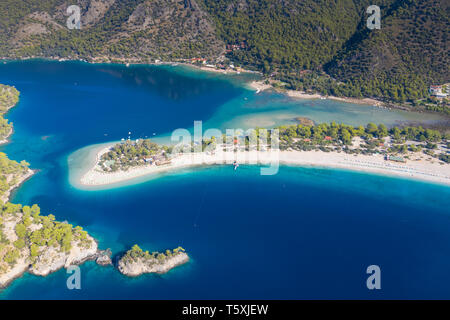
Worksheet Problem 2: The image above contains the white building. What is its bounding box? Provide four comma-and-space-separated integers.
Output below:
429, 85, 448, 98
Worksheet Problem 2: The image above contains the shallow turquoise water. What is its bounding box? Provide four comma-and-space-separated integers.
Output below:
0, 60, 449, 299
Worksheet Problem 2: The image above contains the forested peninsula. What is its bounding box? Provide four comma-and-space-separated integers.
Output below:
80, 121, 450, 188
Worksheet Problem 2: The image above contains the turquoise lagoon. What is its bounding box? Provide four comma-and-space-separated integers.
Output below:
0, 60, 449, 299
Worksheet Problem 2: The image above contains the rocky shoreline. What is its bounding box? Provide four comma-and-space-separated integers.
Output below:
0, 168, 35, 204
249, 80, 385, 107
96, 249, 113, 266
247, 79, 446, 115
0, 212, 189, 288
0, 208, 100, 288
0, 84, 99, 289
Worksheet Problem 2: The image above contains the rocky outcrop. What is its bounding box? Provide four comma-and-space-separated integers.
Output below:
0, 206, 100, 288
295, 116, 315, 126
96, 248, 113, 266
0, 169, 34, 203
29, 235, 98, 276
117, 245, 189, 277
0, 207, 189, 288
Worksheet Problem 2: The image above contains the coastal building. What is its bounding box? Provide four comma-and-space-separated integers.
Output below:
226, 42, 247, 53
429, 85, 448, 98
191, 58, 206, 64
385, 155, 406, 163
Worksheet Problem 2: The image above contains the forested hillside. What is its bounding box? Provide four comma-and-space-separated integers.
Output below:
0, 0, 448, 105
0, 0, 224, 61
201, 0, 362, 71
201, 0, 449, 104
326, 0, 449, 102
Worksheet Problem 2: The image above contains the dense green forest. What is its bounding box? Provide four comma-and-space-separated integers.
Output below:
0, 0, 448, 106
0, 202, 93, 273
325, 0, 449, 102
0, 0, 223, 61
276, 122, 449, 162
100, 139, 171, 172
121, 244, 186, 264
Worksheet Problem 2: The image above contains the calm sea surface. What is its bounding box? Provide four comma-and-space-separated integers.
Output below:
0, 60, 449, 299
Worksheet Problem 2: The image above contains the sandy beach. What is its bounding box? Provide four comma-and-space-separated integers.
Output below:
79, 146, 450, 187
327, 96, 383, 107
247, 80, 273, 92
195, 65, 242, 75
247, 80, 384, 106
285, 90, 325, 100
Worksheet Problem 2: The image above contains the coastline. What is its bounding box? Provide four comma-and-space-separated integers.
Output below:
0, 84, 101, 289
3, 57, 444, 116
118, 250, 189, 277
0, 58, 448, 297
0, 127, 13, 145
0, 168, 35, 204
1, 56, 258, 77
0, 91, 32, 204
2, 57, 395, 109
77, 146, 450, 188
248, 80, 384, 107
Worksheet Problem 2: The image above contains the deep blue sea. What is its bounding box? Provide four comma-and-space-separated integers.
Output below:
0, 60, 449, 299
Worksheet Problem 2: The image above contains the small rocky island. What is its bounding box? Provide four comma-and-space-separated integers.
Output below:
118, 245, 189, 277
96, 248, 113, 266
